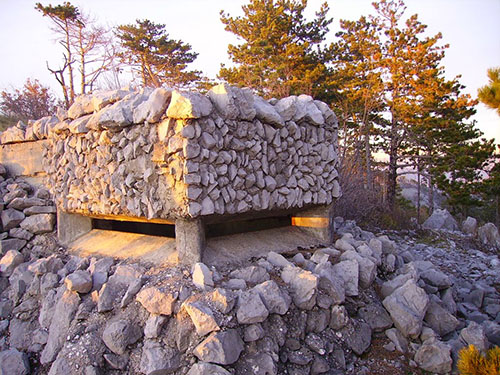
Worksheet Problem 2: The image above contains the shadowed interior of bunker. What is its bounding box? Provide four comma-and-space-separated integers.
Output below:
92, 215, 293, 238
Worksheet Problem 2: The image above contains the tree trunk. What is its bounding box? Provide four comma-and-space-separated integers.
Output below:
64, 21, 75, 104
429, 174, 434, 213
387, 114, 398, 210
364, 119, 373, 191
417, 156, 421, 225
79, 25, 86, 94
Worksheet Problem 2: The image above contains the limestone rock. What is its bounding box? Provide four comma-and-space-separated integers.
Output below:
462, 216, 478, 236
0, 125, 25, 144
382, 279, 429, 338
133, 87, 172, 123
339, 250, 376, 288
459, 321, 489, 352
167, 90, 213, 119
64, 270, 92, 294
252, 280, 291, 315
97, 264, 143, 312
136, 286, 177, 316
192, 263, 214, 290
422, 209, 459, 231
236, 290, 269, 324
332, 260, 359, 297
193, 329, 244, 365
358, 304, 393, 332
102, 319, 142, 355
253, 96, 284, 127
40, 290, 80, 365
343, 320, 372, 356
420, 268, 452, 290
1, 209, 25, 231
187, 362, 231, 375
424, 300, 459, 337
267, 251, 292, 268
139, 340, 181, 375
0, 250, 24, 277
208, 84, 256, 121
314, 263, 345, 305
478, 222, 500, 250
281, 265, 318, 310
0, 348, 30, 375
144, 314, 167, 339
208, 288, 235, 314
414, 338, 452, 374
330, 305, 350, 330
19, 213, 55, 234
183, 300, 220, 336
229, 266, 269, 284
28, 255, 64, 276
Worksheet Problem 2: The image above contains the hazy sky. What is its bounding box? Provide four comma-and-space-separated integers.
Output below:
1, 0, 499, 143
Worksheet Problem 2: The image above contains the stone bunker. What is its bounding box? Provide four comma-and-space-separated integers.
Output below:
0, 84, 340, 264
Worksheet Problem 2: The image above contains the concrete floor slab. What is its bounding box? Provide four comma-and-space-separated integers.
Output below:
67, 226, 325, 267
68, 229, 178, 265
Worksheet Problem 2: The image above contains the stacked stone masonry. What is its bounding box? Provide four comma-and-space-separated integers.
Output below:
1, 84, 340, 221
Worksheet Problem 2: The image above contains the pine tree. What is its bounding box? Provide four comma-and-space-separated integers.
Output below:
116, 19, 201, 88
478, 67, 500, 115
219, 0, 333, 100
36, 2, 117, 107
330, 16, 385, 190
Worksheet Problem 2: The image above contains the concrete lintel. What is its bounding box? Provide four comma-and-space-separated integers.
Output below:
57, 210, 93, 246
175, 218, 205, 265
292, 204, 334, 244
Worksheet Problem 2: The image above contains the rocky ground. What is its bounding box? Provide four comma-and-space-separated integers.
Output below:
0, 168, 499, 375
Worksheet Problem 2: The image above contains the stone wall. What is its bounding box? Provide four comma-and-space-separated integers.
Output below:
4, 84, 340, 221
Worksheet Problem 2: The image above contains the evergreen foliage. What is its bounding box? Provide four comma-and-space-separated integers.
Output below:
116, 19, 201, 88
478, 67, 500, 115
219, 0, 333, 100
458, 345, 500, 375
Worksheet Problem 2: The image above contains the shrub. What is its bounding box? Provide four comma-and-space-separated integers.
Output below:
458, 345, 500, 375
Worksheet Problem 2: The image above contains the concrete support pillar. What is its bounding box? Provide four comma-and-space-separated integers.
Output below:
292, 204, 334, 244
57, 210, 92, 246
175, 218, 205, 265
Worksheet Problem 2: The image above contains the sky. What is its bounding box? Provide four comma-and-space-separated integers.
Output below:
1, 0, 499, 143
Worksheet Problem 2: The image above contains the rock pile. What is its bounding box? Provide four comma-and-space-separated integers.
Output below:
1, 85, 340, 221
1, 169, 499, 374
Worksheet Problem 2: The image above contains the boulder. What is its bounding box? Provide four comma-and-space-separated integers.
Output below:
40, 290, 80, 364
281, 265, 318, 310
358, 304, 393, 332
192, 263, 214, 290
253, 96, 284, 127
102, 320, 142, 355
139, 340, 180, 375
424, 299, 459, 337
478, 223, 500, 250
229, 266, 269, 284
462, 216, 478, 236
236, 290, 269, 324
183, 300, 220, 336
187, 362, 231, 375
343, 320, 372, 356
267, 251, 293, 268
207, 84, 256, 121
332, 260, 359, 297
420, 268, 452, 290
97, 264, 144, 312
144, 314, 167, 339
0, 250, 24, 277
167, 90, 213, 119
459, 321, 489, 352
64, 270, 92, 294
339, 250, 376, 288
136, 286, 177, 316
133, 87, 172, 123
19, 213, 55, 234
252, 280, 291, 315
314, 262, 345, 305
1, 209, 25, 231
193, 330, 244, 365
414, 338, 452, 374
0, 349, 30, 375
382, 279, 429, 338
422, 209, 459, 231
